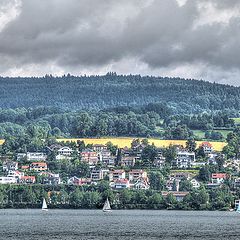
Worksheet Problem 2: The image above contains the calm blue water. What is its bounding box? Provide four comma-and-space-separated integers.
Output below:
0, 209, 239, 239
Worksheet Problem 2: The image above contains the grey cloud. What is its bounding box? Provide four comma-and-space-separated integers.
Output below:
0, 0, 240, 85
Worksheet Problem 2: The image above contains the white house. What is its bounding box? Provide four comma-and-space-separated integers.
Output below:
111, 179, 130, 189
207, 153, 218, 165
0, 176, 17, 184
190, 179, 200, 188
58, 147, 74, 156
109, 170, 126, 182
27, 152, 47, 161
17, 153, 27, 161
153, 156, 165, 168
99, 150, 115, 166
92, 144, 107, 152
7, 170, 24, 179
174, 151, 195, 168
2, 161, 18, 172
91, 168, 109, 181
121, 156, 136, 167
128, 169, 147, 182
41, 173, 61, 185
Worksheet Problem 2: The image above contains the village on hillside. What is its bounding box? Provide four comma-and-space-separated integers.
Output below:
0, 137, 240, 210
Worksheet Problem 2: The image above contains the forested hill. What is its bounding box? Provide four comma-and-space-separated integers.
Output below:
1, 73, 240, 113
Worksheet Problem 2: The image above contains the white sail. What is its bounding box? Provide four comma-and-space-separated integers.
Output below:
42, 198, 48, 211
237, 203, 240, 213
103, 198, 111, 212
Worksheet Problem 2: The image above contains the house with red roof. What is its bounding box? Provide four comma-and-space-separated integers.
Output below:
112, 179, 130, 189
21, 165, 30, 171
201, 142, 213, 154
30, 162, 48, 171
19, 176, 36, 184
67, 176, 92, 185
211, 173, 228, 184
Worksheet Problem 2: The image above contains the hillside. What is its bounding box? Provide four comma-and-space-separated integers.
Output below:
1, 73, 240, 113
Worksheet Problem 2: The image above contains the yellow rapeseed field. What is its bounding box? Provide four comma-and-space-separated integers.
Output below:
56, 138, 227, 151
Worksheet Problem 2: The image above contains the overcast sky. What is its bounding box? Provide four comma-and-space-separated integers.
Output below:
0, 0, 240, 85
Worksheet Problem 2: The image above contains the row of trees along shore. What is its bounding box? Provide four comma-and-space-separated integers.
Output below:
0, 183, 238, 210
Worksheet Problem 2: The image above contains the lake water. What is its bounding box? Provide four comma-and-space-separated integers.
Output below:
0, 209, 239, 240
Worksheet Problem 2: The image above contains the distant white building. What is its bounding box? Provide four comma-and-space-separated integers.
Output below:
129, 170, 147, 182
90, 168, 109, 181
121, 156, 136, 167
208, 153, 218, 165
153, 156, 165, 168
92, 144, 107, 152
27, 152, 47, 161
57, 147, 74, 156
7, 170, 24, 179
99, 150, 115, 166
109, 170, 126, 182
56, 147, 76, 160
0, 176, 17, 184
111, 179, 130, 189
2, 161, 18, 172
190, 179, 200, 188
174, 151, 195, 168
17, 152, 47, 162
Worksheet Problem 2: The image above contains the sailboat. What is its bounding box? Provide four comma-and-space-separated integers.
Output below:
42, 198, 48, 211
103, 198, 111, 213
236, 203, 240, 213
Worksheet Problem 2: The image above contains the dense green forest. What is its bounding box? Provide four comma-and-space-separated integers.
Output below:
1, 73, 240, 113
0, 106, 238, 140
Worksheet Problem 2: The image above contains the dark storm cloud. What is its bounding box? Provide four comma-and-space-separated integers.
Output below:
0, 0, 240, 84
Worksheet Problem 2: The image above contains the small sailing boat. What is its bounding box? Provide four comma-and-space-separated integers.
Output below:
42, 198, 48, 211
236, 203, 240, 213
103, 198, 111, 213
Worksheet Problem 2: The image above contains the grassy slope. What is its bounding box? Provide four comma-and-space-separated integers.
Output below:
193, 129, 232, 139
231, 118, 240, 124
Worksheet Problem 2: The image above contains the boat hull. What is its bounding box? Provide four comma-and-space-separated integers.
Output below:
103, 209, 112, 213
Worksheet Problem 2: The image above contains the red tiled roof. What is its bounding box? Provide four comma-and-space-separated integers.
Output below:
21, 176, 36, 181
21, 165, 29, 169
114, 178, 129, 184
212, 173, 227, 178
31, 162, 47, 167
201, 142, 213, 147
